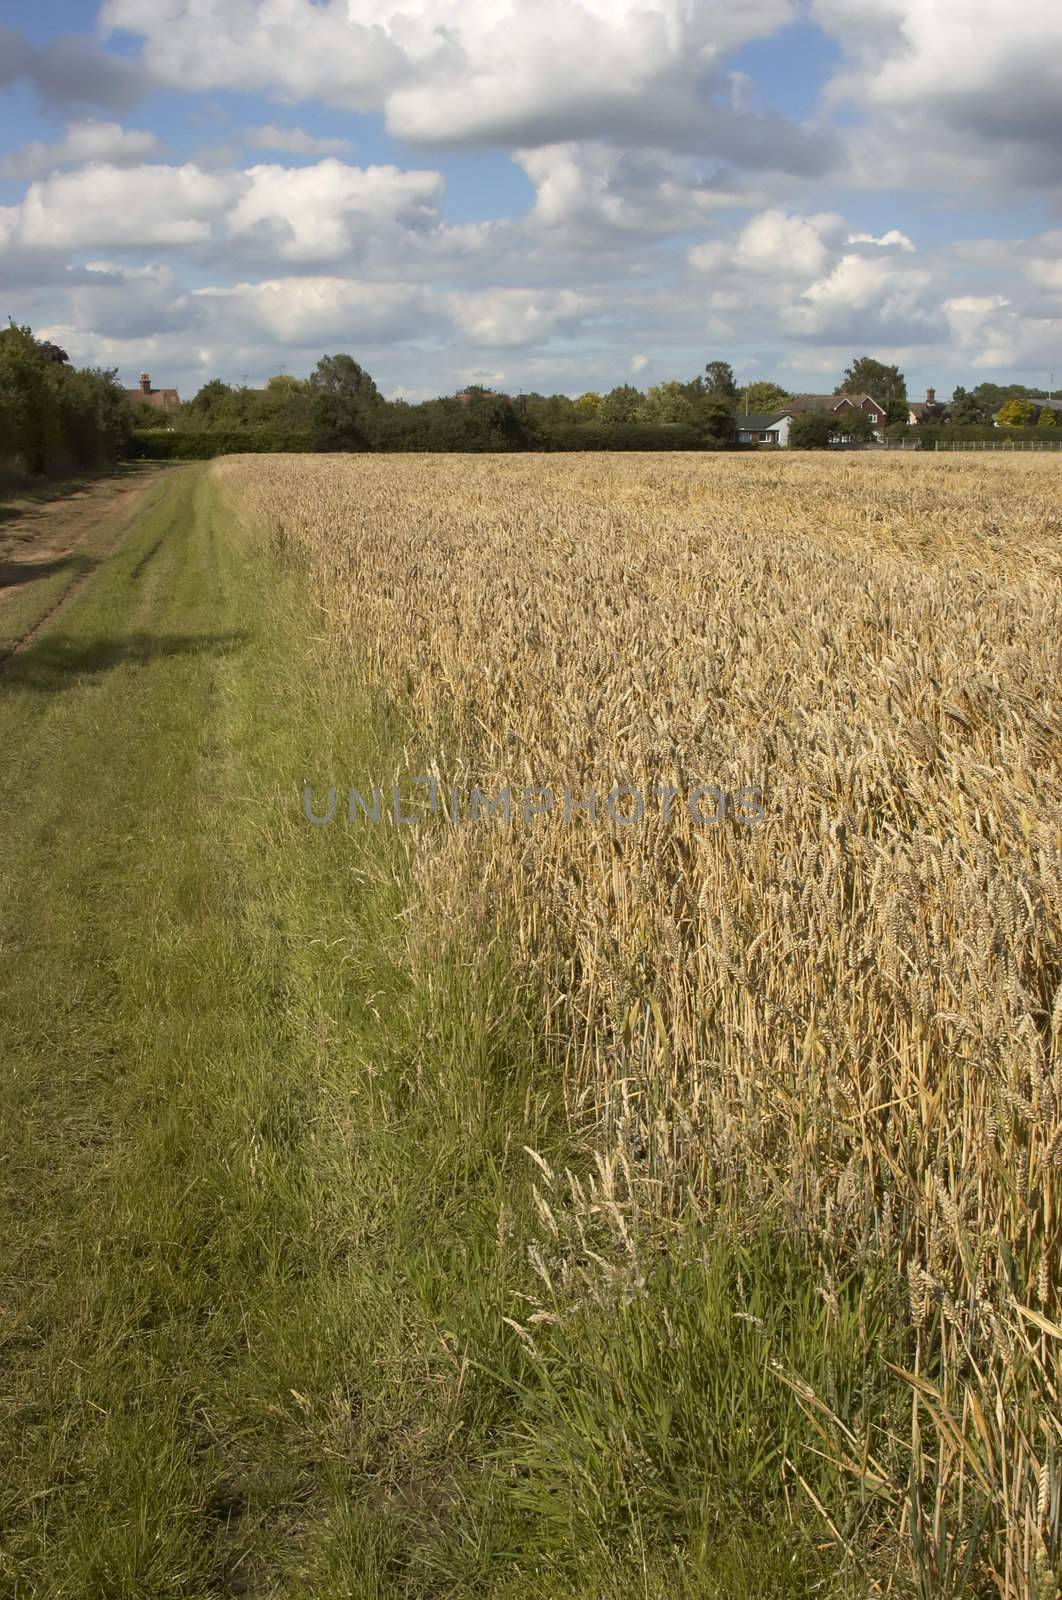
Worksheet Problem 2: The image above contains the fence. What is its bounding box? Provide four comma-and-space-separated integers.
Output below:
935, 439, 1062, 451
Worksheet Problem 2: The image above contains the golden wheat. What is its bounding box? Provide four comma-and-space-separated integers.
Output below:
217, 449, 1062, 1597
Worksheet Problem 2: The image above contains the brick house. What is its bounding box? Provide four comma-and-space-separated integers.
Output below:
124, 372, 181, 413
786, 392, 888, 433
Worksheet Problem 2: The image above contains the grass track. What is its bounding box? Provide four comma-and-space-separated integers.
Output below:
0, 464, 893, 1599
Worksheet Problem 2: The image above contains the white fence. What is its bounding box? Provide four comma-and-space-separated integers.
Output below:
935, 439, 1062, 451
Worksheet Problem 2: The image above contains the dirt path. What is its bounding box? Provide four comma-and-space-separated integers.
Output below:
0, 465, 171, 657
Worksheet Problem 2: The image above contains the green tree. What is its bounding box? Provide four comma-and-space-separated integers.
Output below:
995, 399, 1037, 427
638, 381, 698, 425
1037, 406, 1058, 428
0, 322, 129, 474
703, 360, 738, 401
600, 384, 643, 425
37, 340, 70, 365
310, 354, 382, 447
0, 323, 56, 472
789, 412, 838, 450
310, 353, 381, 406
738, 381, 791, 414
184, 379, 236, 427
832, 408, 875, 443
260, 374, 314, 430
700, 398, 737, 446
974, 382, 1045, 413
837, 356, 907, 426
949, 386, 987, 426
572, 392, 603, 419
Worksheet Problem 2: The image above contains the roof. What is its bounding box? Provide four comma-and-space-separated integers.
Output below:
736, 412, 792, 430
787, 391, 885, 414
125, 387, 180, 407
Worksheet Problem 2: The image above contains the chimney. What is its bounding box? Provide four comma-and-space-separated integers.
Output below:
139, 372, 151, 394
925, 386, 935, 405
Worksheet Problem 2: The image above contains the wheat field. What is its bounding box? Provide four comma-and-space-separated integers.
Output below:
218, 450, 1062, 1597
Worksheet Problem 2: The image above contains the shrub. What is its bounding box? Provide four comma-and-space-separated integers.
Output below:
0, 323, 130, 476
788, 412, 837, 450
129, 430, 316, 460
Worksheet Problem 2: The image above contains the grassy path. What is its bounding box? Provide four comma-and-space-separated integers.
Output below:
0, 464, 167, 658
0, 463, 559, 1599
0, 464, 871, 1600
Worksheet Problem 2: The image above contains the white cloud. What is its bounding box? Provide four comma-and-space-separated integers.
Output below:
196, 275, 433, 343
815, 0, 1062, 187
784, 251, 936, 339
631, 353, 648, 371
0, 120, 163, 179
0, 157, 448, 263
1022, 236, 1062, 297
227, 160, 444, 260
16, 163, 237, 248
517, 143, 758, 240
690, 209, 845, 279
847, 229, 915, 252
99, 0, 825, 159
244, 125, 354, 158
447, 287, 596, 346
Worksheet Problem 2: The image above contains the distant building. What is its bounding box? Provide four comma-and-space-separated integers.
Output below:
907, 387, 951, 424
786, 392, 888, 434
125, 371, 180, 413
736, 411, 794, 446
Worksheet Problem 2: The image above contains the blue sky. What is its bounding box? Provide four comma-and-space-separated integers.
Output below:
1, 0, 1060, 401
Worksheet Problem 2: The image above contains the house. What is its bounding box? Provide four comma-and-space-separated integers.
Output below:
786, 391, 888, 436
124, 371, 181, 413
908, 387, 943, 424
736, 410, 794, 446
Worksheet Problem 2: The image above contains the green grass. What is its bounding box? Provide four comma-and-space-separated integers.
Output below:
0, 460, 150, 516
0, 463, 170, 655
0, 463, 910, 1597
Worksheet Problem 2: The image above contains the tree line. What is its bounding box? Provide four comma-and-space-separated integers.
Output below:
0, 324, 132, 479
154, 353, 1059, 455
5, 321, 1057, 476
148, 355, 899, 453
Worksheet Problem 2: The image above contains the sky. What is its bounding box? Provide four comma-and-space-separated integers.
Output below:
1, 0, 1061, 402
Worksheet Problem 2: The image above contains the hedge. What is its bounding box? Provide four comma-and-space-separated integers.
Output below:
895, 423, 1057, 449
538, 423, 719, 452
129, 429, 317, 460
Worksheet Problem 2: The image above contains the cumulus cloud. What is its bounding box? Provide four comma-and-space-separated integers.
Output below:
55, 261, 200, 340
447, 287, 596, 346
814, 0, 1062, 187
517, 143, 759, 240
15, 164, 239, 250
783, 251, 937, 342
196, 275, 434, 344
690, 209, 846, 279
98, 0, 836, 165
0, 121, 163, 180
227, 160, 444, 260
0, 158, 449, 265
